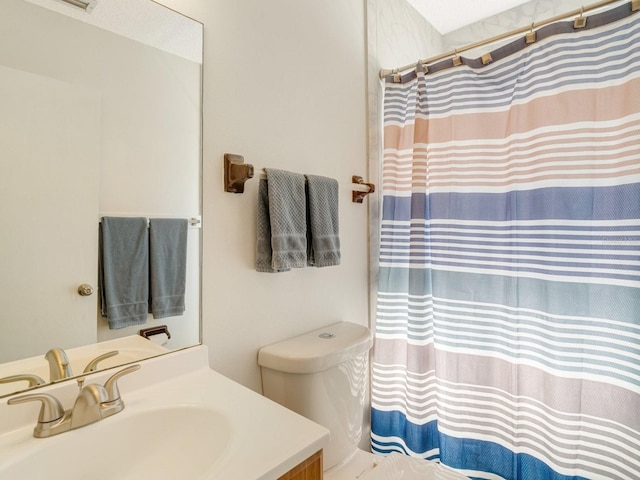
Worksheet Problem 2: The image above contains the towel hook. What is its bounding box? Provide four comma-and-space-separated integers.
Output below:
352, 176, 375, 204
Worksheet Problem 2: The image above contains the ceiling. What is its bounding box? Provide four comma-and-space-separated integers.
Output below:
25, 0, 202, 63
405, 0, 531, 34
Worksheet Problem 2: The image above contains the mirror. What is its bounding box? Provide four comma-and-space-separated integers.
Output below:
0, 0, 202, 397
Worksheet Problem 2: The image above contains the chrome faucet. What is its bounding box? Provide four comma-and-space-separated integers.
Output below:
44, 347, 73, 381
7, 364, 140, 438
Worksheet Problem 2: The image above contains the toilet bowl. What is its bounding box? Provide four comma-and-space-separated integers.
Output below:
258, 322, 469, 480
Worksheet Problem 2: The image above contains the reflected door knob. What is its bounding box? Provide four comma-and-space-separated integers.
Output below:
77, 284, 94, 296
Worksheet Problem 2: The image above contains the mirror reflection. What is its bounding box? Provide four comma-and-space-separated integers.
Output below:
0, 0, 203, 397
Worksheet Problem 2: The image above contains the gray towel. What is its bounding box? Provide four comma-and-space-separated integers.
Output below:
149, 218, 188, 319
305, 174, 340, 267
256, 169, 307, 272
99, 217, 149, 329
256, 179, 276, 272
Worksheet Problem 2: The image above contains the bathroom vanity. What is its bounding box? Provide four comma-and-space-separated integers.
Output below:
0, 346, 329, 479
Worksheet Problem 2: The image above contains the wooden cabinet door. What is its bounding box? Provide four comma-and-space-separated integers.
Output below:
278, 450, 323, 480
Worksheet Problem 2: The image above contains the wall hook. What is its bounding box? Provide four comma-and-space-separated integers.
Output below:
224, 153, 254, 193
352, 176, 375, 203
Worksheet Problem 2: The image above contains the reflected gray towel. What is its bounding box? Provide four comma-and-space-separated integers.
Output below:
305, 174, 340, 267
99, 217, 149, 329
256, 169, 307, 272
149, 218, 188, 319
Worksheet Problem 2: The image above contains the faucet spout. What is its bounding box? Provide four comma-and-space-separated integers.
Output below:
71, 384, 109, 428
44, 347, 73, 381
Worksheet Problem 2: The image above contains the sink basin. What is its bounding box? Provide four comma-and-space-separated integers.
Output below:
0, 405, 230, 480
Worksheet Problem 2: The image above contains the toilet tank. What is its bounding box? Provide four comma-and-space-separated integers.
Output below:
258, 322, 373, 471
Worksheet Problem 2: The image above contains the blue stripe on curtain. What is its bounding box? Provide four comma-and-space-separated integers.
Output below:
371, 409, 590, 480
381, 184, 640, 222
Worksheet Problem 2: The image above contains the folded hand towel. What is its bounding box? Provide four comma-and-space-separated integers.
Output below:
149, 218, 188, 319
256, 168, 307, 272
256, 178, 276, 272
305, 174, 340, 267
99, 217, 149, 329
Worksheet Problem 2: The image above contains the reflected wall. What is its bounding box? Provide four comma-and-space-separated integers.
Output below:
0, 0, 202, 395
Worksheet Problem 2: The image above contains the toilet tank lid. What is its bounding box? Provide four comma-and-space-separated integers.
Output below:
258, 322, 373, 374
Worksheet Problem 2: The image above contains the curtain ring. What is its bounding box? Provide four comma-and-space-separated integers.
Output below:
525, 22, 537, 44
452, 48, 462, 67
415, 61, 429, 75
574, 6, 587, 28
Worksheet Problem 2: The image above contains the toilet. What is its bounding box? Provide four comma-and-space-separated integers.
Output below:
258, 321, 469, 480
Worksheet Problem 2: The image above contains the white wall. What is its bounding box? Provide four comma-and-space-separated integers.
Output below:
160, 0, 370, 393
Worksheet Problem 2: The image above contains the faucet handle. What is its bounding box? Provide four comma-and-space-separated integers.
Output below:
7, 393, 65, 423
103, 364, 141, 403
0, 373, 47, 388
83, 350, 119, 373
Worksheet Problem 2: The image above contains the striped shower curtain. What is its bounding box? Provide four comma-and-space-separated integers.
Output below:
371, 5, 640, 480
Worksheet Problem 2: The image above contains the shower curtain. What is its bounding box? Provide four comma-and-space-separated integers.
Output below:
371, 5, 640, 480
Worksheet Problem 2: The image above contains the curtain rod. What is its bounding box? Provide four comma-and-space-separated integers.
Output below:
379, 0, 636, 79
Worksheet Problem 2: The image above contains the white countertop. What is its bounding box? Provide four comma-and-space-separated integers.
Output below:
0, 345, 330, 480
